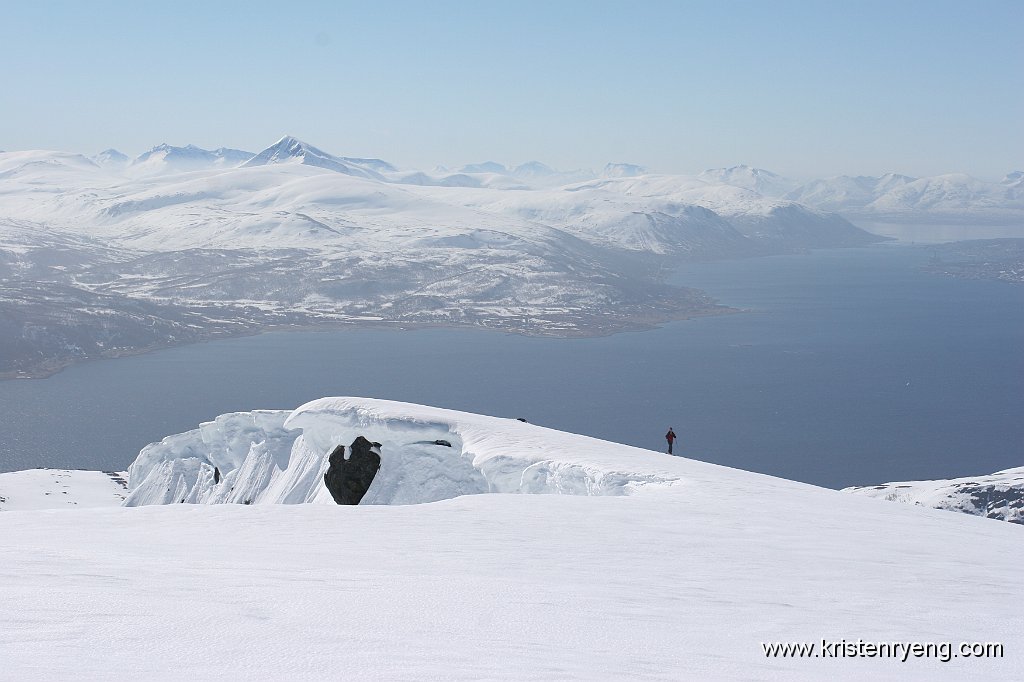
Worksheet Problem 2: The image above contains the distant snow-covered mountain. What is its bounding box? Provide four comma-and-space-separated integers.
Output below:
512, 160, 555, 178
418, 160, 594, 188
602, 162, 646, 178
241, 135, 390, 179
458, 161, 508, 174
867, 174, 1007, 216
698, 165, 799, 198
700, 166, 1024, 222
784, 173, 916, 211
785, 172, 1024, 221
509, 161, 594, 186
91, 148, 129, 167
130, 143, 254, 174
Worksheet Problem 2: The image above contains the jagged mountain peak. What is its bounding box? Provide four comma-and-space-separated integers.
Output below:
266, 135, 313, 154
242, 136, 389, 179
247, 135, 331, 164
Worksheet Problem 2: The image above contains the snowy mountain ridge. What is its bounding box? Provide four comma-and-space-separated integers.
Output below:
129, 143, 254, 175
845, 466, 1024, 524
781, 172, 1024, 221
698, 164, 800, 197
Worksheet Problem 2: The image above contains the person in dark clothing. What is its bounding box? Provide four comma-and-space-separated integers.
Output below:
665, 428, 677, 455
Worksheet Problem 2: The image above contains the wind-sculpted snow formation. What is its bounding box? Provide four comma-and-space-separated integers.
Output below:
845, 466, 1024, 524
124, 397, 680, 507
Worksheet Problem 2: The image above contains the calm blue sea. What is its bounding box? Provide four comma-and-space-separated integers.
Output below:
0, 244, 1020, 488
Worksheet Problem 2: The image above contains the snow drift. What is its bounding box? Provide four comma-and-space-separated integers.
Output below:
124, 398, 679, 507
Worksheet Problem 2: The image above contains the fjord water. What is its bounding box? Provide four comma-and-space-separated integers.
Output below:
0, 244, 1021, 488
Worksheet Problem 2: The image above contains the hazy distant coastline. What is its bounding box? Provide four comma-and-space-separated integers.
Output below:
0, 293, 736, 381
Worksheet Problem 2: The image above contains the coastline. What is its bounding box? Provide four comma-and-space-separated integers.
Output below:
0, 301, 739, 382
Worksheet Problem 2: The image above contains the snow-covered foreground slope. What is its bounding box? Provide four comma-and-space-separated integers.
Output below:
2, 399, 1021, 679
0, 469, 127, 510
845, 466, 1024, 524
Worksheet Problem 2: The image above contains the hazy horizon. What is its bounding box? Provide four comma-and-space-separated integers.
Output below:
2, 1, 1021, 180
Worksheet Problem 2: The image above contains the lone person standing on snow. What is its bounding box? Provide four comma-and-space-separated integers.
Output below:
665, 428, 677, 455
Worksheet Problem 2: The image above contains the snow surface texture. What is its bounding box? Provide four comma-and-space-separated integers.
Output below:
124, 398, 677, 507
845, 466, 1024, 524
2, 398, 1022, 680
0, 469, 127, 510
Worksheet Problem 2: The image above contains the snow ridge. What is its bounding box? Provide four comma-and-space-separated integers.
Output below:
124, 398, 681, 507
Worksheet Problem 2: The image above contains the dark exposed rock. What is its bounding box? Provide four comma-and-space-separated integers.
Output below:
323, 436, 381, 505
847, 472, 1024, 524
434, 439, 452, 447
103, 471, 128, 488
959, 485, 1024, 524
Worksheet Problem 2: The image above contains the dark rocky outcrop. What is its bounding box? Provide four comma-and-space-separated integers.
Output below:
958, 484, 1024, 524
323, 436, 382, 505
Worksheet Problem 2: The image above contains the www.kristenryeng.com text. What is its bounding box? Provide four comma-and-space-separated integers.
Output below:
762, 639, 1003, 663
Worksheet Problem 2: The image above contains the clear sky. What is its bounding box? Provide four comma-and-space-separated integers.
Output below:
2, 0, 1021, 179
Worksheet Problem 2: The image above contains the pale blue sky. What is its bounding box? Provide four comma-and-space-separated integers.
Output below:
2, 0, 1021, 178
